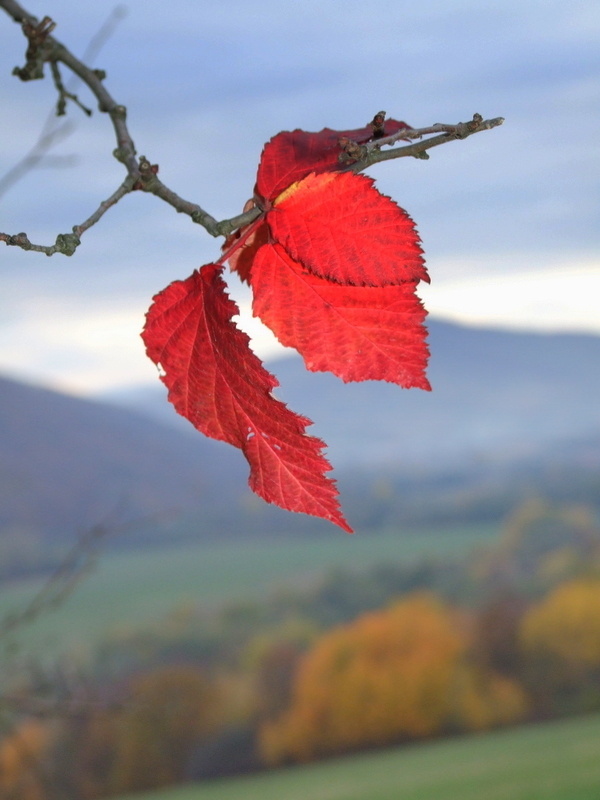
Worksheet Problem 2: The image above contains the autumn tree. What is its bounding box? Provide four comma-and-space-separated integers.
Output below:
110, 665, 223, 793
520, 578, 600, 715
473, 499, 600, 594
0, 0, 503, 531
245, 619, 317, 722
259, 592, 527, 764
471, 591, 529, 679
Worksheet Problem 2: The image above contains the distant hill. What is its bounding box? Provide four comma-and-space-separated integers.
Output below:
0, 374, 245, 543
103, 319, 600, 469
1, 319, 599, 566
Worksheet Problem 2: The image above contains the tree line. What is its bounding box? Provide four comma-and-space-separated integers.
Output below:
2, 498, 600, 797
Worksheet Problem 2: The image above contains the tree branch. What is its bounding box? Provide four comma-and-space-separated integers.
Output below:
0, 120, 75, 196
342, 113, 505, 171
0, 523, 107, 639
0, 0, 253, 253
1, 1, 504, 257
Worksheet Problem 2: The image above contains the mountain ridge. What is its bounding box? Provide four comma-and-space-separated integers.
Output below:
101, 319, 600, 468
1, 318, 599, 561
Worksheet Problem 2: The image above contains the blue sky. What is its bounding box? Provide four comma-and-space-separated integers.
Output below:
1, 0, 599, 393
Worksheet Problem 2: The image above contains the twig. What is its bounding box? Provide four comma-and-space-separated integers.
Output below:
0, 6, 127, 199
72, 175, 137, 238
0, 0, 504, 256
0, 121, 75, 196
0, 0, 244, 246
343, 114, 505, 171
0, 508, 176, 640
0, 523, 108, 639
50, 60, 92, 117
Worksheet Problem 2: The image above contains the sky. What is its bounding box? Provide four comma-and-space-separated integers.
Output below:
0, 0, 599, 395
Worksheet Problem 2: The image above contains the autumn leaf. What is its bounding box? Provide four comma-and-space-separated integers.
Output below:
268, 171, 427, 287
147, 115, 432, 531
142, 263, 352, 532
256, 118, 409, 201
251, 243, 430, 387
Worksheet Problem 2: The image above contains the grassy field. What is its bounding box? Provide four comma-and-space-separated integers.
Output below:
114, 713, 600, 800
0, 522, 498, 657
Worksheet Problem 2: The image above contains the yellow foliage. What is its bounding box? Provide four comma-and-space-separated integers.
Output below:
451, 666, 529, 731
520, 578, 600, 668
260, 593, 467, 764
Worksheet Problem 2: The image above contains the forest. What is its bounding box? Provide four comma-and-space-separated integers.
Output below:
3, 499, 600, 797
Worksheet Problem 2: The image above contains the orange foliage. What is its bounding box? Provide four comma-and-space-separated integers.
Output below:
260, 593, 466, 764
0, 719, 53, 800
260, 592, 530, 765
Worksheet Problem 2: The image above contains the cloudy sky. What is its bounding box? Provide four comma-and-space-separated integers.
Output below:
1, 0, 598, 394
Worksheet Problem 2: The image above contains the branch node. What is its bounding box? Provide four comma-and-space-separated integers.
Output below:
12, 15, 56, 81
134, 155, 159, 190
369, 110, 387, 139
112, 147, 128, 164
54, 232, 80, 256
2, 232, 32, 250
338, 137, 367, 164
192, 210, 220, 237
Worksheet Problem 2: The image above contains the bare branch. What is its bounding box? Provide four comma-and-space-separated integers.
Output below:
342, 114, 505, 171
1, 1, 504, 257
0, 0, 34, 23
0, 523, 108, 639
0, 6, 126, 199
0, 121, 75, 196
49, 60, 92, 117
0, 229, 80, 255
135, 156, 264, 236
1, 0, 256, 248
72, 176, 137, 238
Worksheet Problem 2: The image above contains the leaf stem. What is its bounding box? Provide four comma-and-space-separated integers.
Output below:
216, 211, 266, 266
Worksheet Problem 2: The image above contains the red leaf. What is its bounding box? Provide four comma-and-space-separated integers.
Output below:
269, 172, 427, 287
251, 243, 430, 388
257, 119, 409, 201
142, 263, 352, 532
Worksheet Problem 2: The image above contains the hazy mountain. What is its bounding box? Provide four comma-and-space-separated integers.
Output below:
1, 319, 599, 564
102, 319, 600, 470
0, 374, 244, 542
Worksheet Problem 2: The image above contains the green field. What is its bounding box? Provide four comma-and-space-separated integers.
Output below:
0, 522, 498, 657
114, 713, 600, 800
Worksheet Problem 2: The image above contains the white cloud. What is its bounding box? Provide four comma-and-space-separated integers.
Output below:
1, 0, 598, 394
420, 257, 600, 333
0, 298, 153, 394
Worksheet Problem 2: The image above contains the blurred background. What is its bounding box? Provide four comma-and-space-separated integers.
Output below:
1, 1, 599, 798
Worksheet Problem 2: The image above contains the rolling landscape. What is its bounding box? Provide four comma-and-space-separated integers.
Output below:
2, 317, 600, 652
1, 318, 600, 799
1, 318, 599, 562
